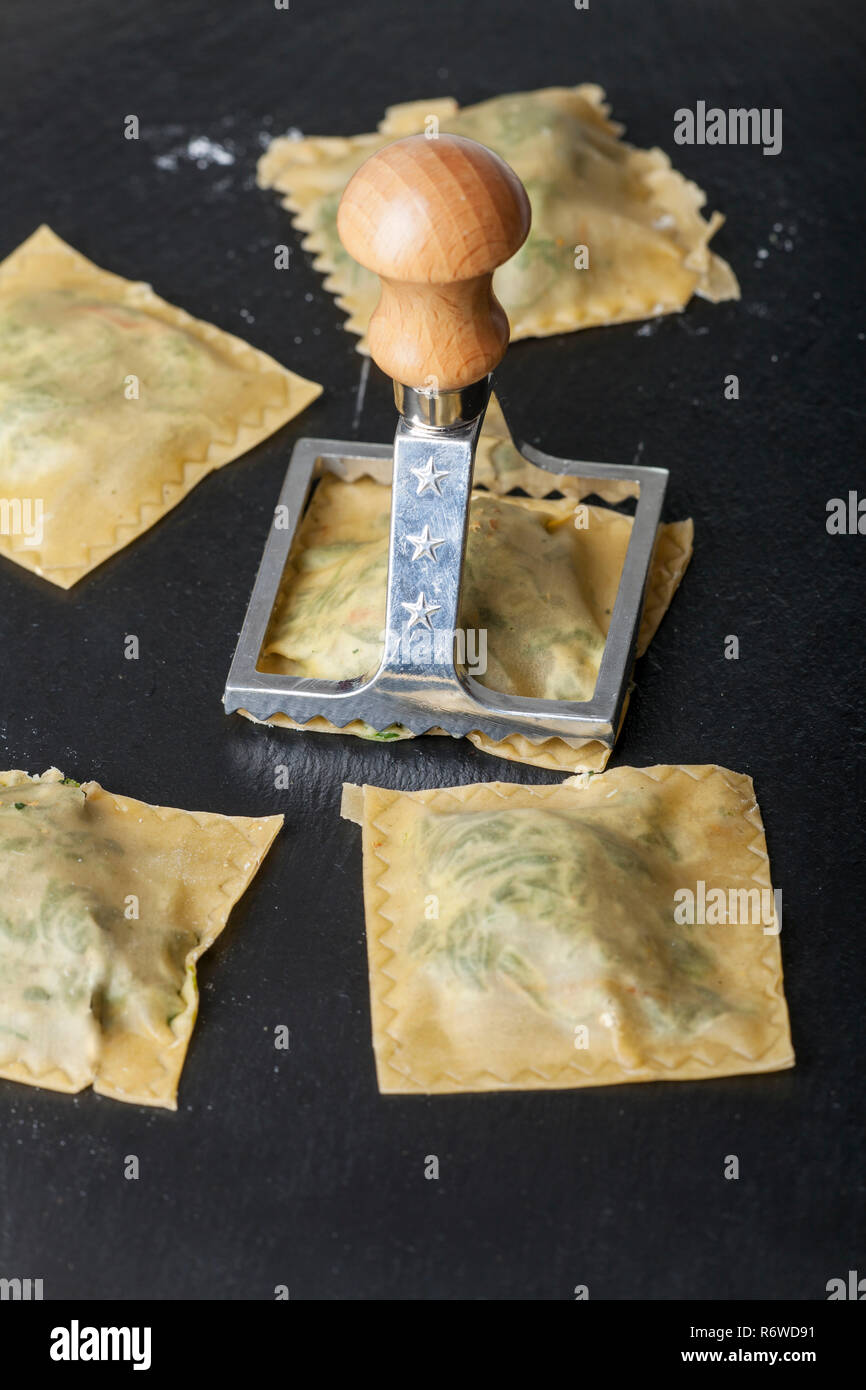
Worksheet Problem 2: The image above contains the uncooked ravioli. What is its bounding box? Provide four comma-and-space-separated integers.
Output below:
341, 766, 793, 1093
258, 85, 739, 349
249, 468, 693, 773
0, 768, 282, 1108
0, 226, 321, 586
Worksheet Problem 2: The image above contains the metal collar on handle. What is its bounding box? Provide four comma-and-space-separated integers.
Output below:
394, 378, 491, 430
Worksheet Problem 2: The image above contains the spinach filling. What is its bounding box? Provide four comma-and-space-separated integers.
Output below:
410, 807, 726, 1036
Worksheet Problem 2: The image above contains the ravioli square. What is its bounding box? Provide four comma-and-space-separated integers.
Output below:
0, 768, 283, 1109
0, 226, 322, 587
258, 85, 739, 350
342, 767, 794, 1093
250, 467, 692, 772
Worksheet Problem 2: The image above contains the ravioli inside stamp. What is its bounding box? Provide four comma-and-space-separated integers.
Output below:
242, 432, 693, 773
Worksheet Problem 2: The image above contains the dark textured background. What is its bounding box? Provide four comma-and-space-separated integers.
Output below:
0, 0, 863, 1301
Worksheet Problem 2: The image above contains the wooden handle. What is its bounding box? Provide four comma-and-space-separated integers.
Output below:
337, 133, 530, 392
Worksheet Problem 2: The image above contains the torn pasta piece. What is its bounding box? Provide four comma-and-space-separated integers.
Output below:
341, 766, 794, 1093
0, 768, 282, 1108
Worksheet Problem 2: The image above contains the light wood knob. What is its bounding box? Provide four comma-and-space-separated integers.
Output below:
337, 133, 530, 393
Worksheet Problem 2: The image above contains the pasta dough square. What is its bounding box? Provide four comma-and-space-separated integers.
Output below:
247, 464, 693, 772
258, 86, 739, 350
342, 766, 794, 1093
0, 226, 322, 587
0, 767, 283, 1109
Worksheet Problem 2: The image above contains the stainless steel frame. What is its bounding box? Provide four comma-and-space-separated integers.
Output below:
223, 416, 668, 749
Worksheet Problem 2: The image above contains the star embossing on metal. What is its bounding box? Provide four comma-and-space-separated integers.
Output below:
401, 591, 442, 630
405, 525, 446, 562
410, 455, 450, 496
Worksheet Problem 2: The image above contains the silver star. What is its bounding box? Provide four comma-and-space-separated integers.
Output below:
401, 591, 441, 630
406, 525, 446, 562
410, 455, 450, 496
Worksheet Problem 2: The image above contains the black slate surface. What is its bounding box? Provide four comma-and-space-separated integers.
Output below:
0, 0, 863, 1301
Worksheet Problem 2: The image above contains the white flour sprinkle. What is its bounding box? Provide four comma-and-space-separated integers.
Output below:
186, 136, 235, 167
155, 136, 236, 172
755, 222, 799, 268
258, 125, 304, 150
